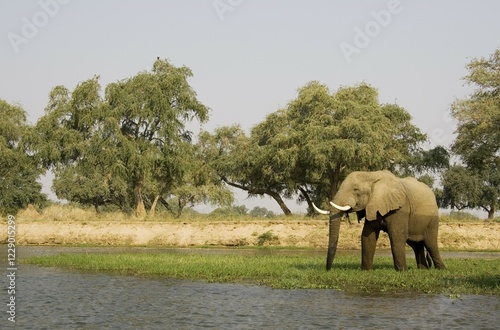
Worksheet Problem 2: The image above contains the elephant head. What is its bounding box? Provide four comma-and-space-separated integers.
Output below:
313, 170, 407, 270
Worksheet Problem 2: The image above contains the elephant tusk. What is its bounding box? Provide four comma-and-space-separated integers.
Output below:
312, 202, 330, 215
330, 201, 351, 211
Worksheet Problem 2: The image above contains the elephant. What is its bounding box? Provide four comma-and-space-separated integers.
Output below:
312, 170, 446, 271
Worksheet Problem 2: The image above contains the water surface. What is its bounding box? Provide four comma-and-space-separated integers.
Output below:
4, 247, 500, 329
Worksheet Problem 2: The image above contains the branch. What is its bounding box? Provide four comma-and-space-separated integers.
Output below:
220, 176, 267, 195
159, 196, 176, 217
481, 205, 492, 213
220, 176, 292, 216
298, 186, 313, 209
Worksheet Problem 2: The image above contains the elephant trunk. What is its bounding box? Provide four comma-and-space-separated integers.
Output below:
326, 213, 342, 271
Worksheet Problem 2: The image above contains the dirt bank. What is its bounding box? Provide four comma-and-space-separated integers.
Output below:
2, 220, 499, 251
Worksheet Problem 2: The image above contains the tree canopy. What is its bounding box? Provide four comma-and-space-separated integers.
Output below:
441, 49, 500, 219
0, 100, 46, 215
35, 59, 230, 217
204, 82, 427, 214
451, 49, 500, 167
5, 52, 497, 219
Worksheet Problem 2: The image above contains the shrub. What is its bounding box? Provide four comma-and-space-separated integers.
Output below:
257, 231, 279, 246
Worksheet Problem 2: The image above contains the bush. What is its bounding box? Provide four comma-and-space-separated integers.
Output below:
442, 210, 480, 222
209, 205, 248, 218
449, 211, 479, 220
249, 206, 275, 218
257, 231, 279, 246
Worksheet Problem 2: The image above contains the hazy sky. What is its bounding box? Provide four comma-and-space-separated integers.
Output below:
1, 0, 499, 213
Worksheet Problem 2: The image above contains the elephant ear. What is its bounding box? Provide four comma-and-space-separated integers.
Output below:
365, 177, 406, 221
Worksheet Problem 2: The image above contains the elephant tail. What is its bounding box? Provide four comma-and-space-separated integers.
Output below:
425, 250, 433, 269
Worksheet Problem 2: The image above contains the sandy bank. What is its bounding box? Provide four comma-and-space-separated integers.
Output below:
2, 220, 499, 251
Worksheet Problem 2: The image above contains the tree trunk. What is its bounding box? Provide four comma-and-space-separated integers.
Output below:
266, 190, 292, 216
221, 176, 292, 216
159, 197, 174, 216
134, 176, 146, 218
332, 164, 346, 200
149, 194, 160, 217
487, 207, 495, 220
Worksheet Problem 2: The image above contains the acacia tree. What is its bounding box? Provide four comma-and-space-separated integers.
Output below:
443, 49, 500, 219
36, 77, 131, 212
0, 100, 46, 215
439, 165, 481, 210
147, 139, 234, 218
103, 59, 210, 217
285, 82, 426, 211
36, 59, 213, 217
205, 82, 426, 215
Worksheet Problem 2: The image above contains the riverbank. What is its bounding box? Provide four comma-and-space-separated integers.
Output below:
2, 219, 499, 251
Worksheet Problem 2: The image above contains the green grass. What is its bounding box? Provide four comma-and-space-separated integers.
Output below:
23, 252, 500, 295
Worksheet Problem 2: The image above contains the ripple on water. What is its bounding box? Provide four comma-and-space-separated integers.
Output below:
12, 264, 500, 329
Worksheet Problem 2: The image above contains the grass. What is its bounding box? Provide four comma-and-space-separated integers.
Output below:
14, 204, 310, 222
23, 252, 500, 295
13, 204, 499, 223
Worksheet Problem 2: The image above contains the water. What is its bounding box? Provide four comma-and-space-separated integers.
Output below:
4, 247, 500, 329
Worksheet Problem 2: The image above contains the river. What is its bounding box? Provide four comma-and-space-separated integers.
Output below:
4, 247, 500, 329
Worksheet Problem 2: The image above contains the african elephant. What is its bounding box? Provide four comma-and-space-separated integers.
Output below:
313, 170, 446, 271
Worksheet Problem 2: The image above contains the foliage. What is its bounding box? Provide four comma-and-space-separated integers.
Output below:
25, 253, 500, 295
439, 165, 481, 210
257, 231, 279, 245
451, 49, 499, 168
199, 124, 295, 215
209, 205, 249, 218
443, 49, 500, 219
413, 146, 450, 174
20, 52, 500, 219
0, 100, 46, 215
204, 82, 427, 215
35, 59, 230, 217
249, 206, 275, 218
447, 211, 480, 221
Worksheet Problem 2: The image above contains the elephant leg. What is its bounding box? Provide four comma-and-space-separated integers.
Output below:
408, 241, 429, 269
361, 222, 380, 270
423, 240, 446, 269
387, 220, 408, 271
424, 221, 446, 269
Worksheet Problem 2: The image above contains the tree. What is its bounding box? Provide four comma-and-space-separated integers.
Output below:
36, 59, 212, 217
447, 49, 500, 218
209, 205, 248, 217
452, 49, 499, 168
413, 146, 450, 173
249, 206, 275, 218
204, 82, 426, 215
439, 165, 481, 210
0, 100, 46, 215
285, 82, 426, 211
199, 123, 297, 216
35, 77, 131, 212
150, 140, 234, 218
104, 59, 209, 217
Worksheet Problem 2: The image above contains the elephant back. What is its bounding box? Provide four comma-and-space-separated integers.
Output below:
400, 177, 438, 217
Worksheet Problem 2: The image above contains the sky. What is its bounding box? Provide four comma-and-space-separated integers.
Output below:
1, 0, 499, 214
